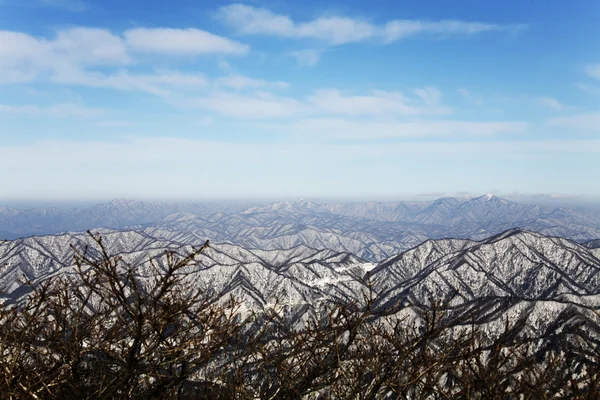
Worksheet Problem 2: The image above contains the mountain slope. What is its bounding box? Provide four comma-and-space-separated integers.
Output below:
370, 229, 600, 304
0, 230, 369, 317
367, 229, 600, 337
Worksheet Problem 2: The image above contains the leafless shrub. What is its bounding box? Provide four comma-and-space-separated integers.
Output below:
0, 232, 243, 399
1, 235, 599, 399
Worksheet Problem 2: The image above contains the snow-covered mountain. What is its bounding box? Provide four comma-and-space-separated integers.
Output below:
367, 229, 600, 337
370, 229, 600, 301
1, 195, 600, 263
149, 195, 600, 261
0, 199, 250, 238
1, 228, 599, 338
2, 205, 599, 395
0, 230, 369, 319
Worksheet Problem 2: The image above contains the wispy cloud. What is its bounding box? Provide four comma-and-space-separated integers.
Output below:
526, 192, 585, 200
458, 88, 484, 106
382, 19, 524, 42
124, 28, 249, 55
0, 103, 105, 118
576, 83, 600, 96
51, 69, 208, 96
216, 3, 525, 45
214, 74, 288, 90
266, 118, 528, 140
585, 63, 600, 80
550, 113, 600, 132
418, 192, 448, 197
306, 88, 450, 116
184, 91, 309, 119
88, 120, 134, 128
538, 96, 564, 110
413, 87, 443, 107
289, 49, 322, 66
179, 86, 451, 120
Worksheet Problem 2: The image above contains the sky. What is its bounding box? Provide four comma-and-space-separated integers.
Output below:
0, 0, 599, 202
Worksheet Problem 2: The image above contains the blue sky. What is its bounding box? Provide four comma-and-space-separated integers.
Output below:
0, 0, 599, 202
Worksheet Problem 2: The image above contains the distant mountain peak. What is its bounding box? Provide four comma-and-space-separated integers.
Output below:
471, 193, 498, 202
264, 201, 298, 212
295, 198, 319, 208
106, 198, 139, 206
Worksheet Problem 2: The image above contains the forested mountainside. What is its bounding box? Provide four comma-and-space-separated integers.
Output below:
2, 227, 599, 334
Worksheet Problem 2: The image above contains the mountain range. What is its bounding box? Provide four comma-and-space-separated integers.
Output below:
2, 227, 599, 338
2, 194, 600, 340
2, 195, 600, 262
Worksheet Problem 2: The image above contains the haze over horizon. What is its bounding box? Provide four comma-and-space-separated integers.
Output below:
1, 0, 599, 200
2, 193, 600, 214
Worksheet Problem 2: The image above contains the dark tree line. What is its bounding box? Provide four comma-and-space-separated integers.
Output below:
1, 232, 599, 399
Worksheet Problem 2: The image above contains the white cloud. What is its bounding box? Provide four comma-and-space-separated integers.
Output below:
289, 49, 321, 66
271, 118, 528, 139
413, 87, 442, 107
458, 88, 483, 106
0, 28, 213, 94
0, 103, 105, 118
215, 74, 288, 89
382, 20, 520, 42
0, 28, 130, 84
53, 28, 131, 65
0, 28, 128, 67
217, 4, 524, 45
0, 27, 247, 87
217, 4, 294, 36
180, 86, 450, 119
184, 91, 309, 119
307, 88, 449, 116
124, 28, 249, 55
515, 192, 585, 201
585, 64, 600, 80
295, 17, 377, 45
89, 120, 134, 128
538, 97, 564, 110
550, 113, 600, 132
51, 69, 208, 96
216, 6, 377, 45
175, 84, 454, 120
576, 83, 600, 96
307, 89, 416, 116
